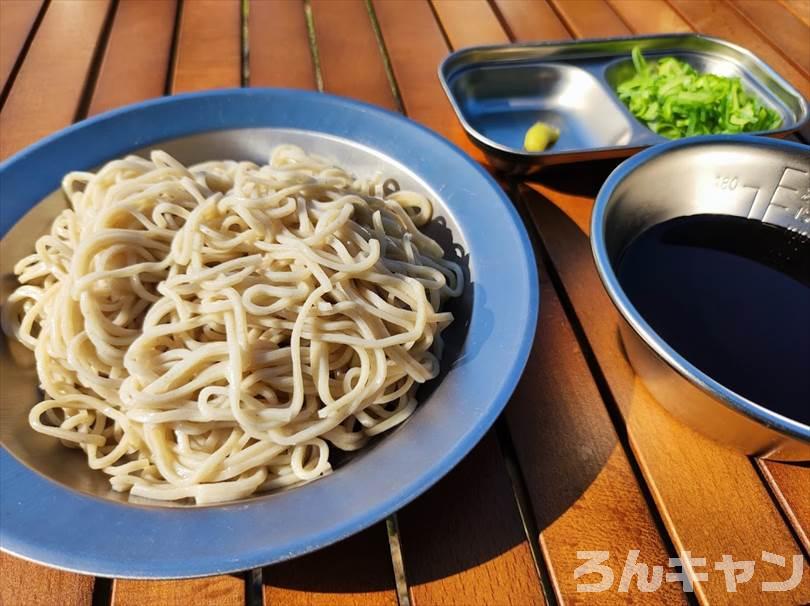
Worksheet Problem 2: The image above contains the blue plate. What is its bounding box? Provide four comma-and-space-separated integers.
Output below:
0, 89, 538, 578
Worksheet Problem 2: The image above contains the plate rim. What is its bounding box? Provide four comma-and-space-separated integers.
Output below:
0, 87, 539, 578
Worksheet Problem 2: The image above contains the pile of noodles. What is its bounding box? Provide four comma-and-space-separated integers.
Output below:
1, 145, 463, 504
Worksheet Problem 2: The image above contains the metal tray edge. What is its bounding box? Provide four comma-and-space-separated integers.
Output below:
437, 33, 809, 169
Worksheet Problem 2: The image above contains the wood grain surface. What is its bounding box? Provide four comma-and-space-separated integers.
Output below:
0, 0, 44, 97
506, 244, 685, 605
0, 552, 94, 606
0, 0, 112, 159
758, 460, 810, 553
397, 434, 545, 606
373, 0, 486, 164
430, 0, 509, 48
111, 577, 244, 606
248, 0, 316, 89
492, 0, 572, 41
780, 0, 810, 27
607, 0, 691, 33
669, 0, 810, 98
731, 0, 810, 77
172, 0, 242, 93
372, 0, 456, 134
309, 0, 396, 110
263, 526, 397, 606
547, 0, 629, 38
1, 1, 809, 604
88, 0, 177, 116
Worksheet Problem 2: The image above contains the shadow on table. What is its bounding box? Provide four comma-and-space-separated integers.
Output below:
525, 157, 624, 198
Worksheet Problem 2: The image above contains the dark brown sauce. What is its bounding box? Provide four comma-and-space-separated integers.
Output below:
617, 214, 810, 425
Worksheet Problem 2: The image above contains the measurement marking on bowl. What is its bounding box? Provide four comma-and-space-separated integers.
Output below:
766, 166, 810, 228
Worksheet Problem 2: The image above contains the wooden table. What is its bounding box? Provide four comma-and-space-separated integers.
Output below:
1, 0, 808, 604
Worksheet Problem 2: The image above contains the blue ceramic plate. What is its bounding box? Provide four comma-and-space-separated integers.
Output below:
0, 89, 538, 578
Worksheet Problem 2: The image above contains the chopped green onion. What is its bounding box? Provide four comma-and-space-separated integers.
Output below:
616, 47, 782, 139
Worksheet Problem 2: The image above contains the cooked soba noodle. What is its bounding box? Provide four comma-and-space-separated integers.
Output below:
1, 146, 463, 504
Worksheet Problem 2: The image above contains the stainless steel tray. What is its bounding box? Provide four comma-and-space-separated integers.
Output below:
438, 34, 809, 172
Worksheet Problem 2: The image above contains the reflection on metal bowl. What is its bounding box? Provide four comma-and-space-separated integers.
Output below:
591, 135, 810, 461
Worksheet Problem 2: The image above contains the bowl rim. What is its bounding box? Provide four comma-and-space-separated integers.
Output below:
0, 88, 539, 578
591, 134, 810, 443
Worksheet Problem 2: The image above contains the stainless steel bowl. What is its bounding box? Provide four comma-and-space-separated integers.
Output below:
591, 135, 810, 460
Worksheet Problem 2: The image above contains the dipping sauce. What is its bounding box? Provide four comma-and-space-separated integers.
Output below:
617, 214, 810, 424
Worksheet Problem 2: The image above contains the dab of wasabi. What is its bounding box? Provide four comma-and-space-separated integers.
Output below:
523, 121, 559, 152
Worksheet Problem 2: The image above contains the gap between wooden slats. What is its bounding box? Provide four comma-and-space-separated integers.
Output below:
729, 0, 810, 78
0, 0, 46, 106
0, 0, 113, 159
87, 0, 178, 117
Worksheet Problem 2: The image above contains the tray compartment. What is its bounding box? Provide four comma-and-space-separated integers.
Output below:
439, 34, 809, 171
450, 63, 635, 152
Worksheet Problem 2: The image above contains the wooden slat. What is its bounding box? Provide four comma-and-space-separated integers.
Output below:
780, 0, 810, 27
263, 526, 396, 606
668, 0, 810, 98
309, 0, 396, 110
248, 0, 315, 89
606, 0, 691, 33
731, 0, 810, 77
0, 0, 44, 97
88, 0, 176, 116
0, 552, 95, 606
98, 2, 245, 600
759, 461, 810, 553
0, 0, 112, 160
430, 0, 509, 48
244, 4, 397, 604
398, 434, 544, 606
248, 8, 397, 606
172, 0, 241, 93
371, 0, 455, 136
506, 203, 685, 604
111, 577, 243, 606
372, 0, 486, 165
492, 0, 571, 42
364, 2, 546, 603
522, 183, 810, 605
547, 0, 630, 38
